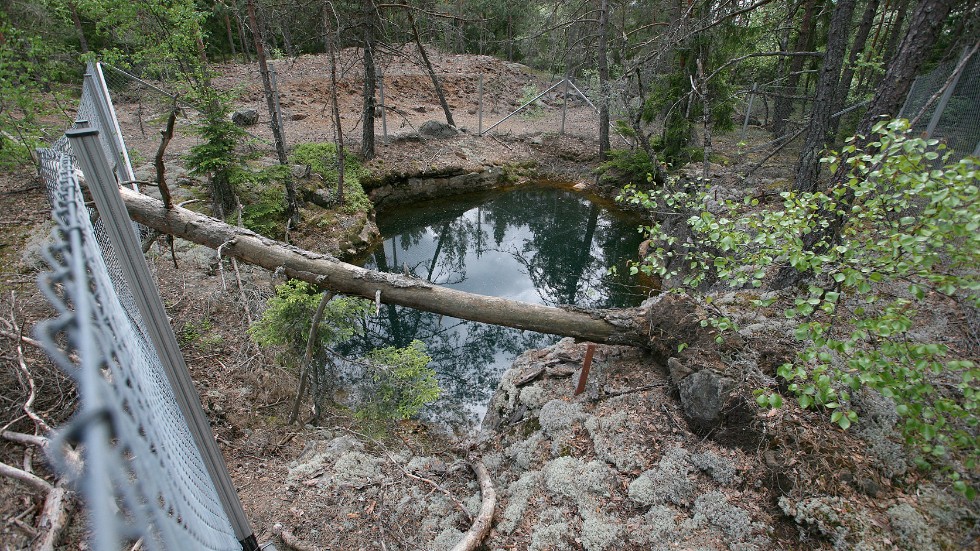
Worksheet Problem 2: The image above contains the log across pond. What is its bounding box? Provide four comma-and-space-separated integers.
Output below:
119, 188, 649, 346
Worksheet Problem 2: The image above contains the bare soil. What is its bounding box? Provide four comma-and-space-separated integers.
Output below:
0, 45, 976, 550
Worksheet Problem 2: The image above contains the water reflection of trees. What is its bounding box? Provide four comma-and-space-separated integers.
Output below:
343, 185, 648, 429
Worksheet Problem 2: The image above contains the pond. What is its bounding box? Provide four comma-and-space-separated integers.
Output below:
338, 181, 653, 431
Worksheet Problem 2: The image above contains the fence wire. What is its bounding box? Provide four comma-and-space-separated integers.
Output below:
34, 66, 241, 550
902, 49, 980, 160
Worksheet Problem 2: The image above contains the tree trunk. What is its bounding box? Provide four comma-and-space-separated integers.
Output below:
232, 0, 252, 62
793, 0, 856, 192
402, 1, 455, 127
361, 0, 377, 160
323, 3, 346, 206
852, 0, 956, 137
222, 2, 237, 58
246, 0, 300, 224
68, 2, 89, 54
597, 0, 611, 160
832, 0, 881, 134
118, 188, 648, 346
771, 0, 818, 137
773, 0, 958, 288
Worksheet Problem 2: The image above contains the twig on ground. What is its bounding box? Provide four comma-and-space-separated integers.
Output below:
275, 526, 319, 551
342, 427, 473, 524
0, 460, 51, 494
8, 294, 52, 434
600, 382, 668, 399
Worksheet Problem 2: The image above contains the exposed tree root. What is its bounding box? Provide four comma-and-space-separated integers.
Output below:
451, 459, 495, 551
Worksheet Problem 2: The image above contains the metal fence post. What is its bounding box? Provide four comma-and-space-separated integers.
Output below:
926, 46, 970, 139
380, 72, 388, 142
560, 77, 570, 136
84, 63, 137, 187
66, 125, 259, 551
478, 74, 484, 136
741, 82, 757, 143
270, 63, 286, 143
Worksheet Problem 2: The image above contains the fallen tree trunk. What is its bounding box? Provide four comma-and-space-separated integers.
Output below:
119, 188, 647, 346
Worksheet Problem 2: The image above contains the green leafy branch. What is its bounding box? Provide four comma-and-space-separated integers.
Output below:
621, 119, 979, 494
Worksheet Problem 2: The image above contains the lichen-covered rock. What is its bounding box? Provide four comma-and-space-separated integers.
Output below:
498, 470, 543, 534
332, 450, 383, 484
628, 447, 694, 507
887, 503, 937, 551
528, 520, 572, 551
691, 491, 753, 542
286, 435, 362, 483
231, 108, 259, 126
580, 510, 622, 551
851, 389, 908, 479
504, 430, 545, 471
689, 450, 738, 485
432, 526, 463, 551
627, 505, 679, 545
585, 411, 644, 472
419, 120, 459, 139
780, 495, 859, 550
543, 456, 613, 505
539, 399, 586, 454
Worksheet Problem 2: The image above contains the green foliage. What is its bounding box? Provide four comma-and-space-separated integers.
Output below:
179, 317, 222, 349
621, 119, 979, 490
249, 280, 371, 355
249, 281, 440, 421
239, 165, 290, 235
518, 83, 545, 118
290, 142, 371, 214
358, 341, 440, 421
0, 13, 74, 167
598, 149, 657, 187
184, 86, 244, 176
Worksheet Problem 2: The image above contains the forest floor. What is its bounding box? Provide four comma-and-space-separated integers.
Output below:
0, 45, 977, 550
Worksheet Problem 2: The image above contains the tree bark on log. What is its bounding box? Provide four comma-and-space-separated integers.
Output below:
118, 188, 647, 345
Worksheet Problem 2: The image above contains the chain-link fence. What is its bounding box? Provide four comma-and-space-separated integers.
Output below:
901, 48, 980, 160
34, 63, 257, 551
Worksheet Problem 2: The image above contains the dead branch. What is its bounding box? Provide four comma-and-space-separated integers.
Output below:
275, 526, 319, 551
289, 291, 333, 425
9, 296, 52, 434
154, 100, 179, 209
2, 431, 82, 478
450, 459, 495, 551
388, 456, 472, 525
34, 480, 71, 551
0, 460, 52, 493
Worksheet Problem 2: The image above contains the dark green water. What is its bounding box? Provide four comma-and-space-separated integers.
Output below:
340, 182, 651, 430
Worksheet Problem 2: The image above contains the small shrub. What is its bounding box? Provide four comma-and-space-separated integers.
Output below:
356, 340, 440, 421
598, 148, 658, 188
239, 166, 290, 235
249, 279, 370, 356
518, 83, 545, 118
620, 119, 980, 494
290, 142, 371, 214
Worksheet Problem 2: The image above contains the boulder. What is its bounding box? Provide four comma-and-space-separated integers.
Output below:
419, 120, 459, 139
674, 363, 734, 430
231, 108, 259, 127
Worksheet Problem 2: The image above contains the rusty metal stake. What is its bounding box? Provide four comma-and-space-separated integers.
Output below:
574, 343, 596, 396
